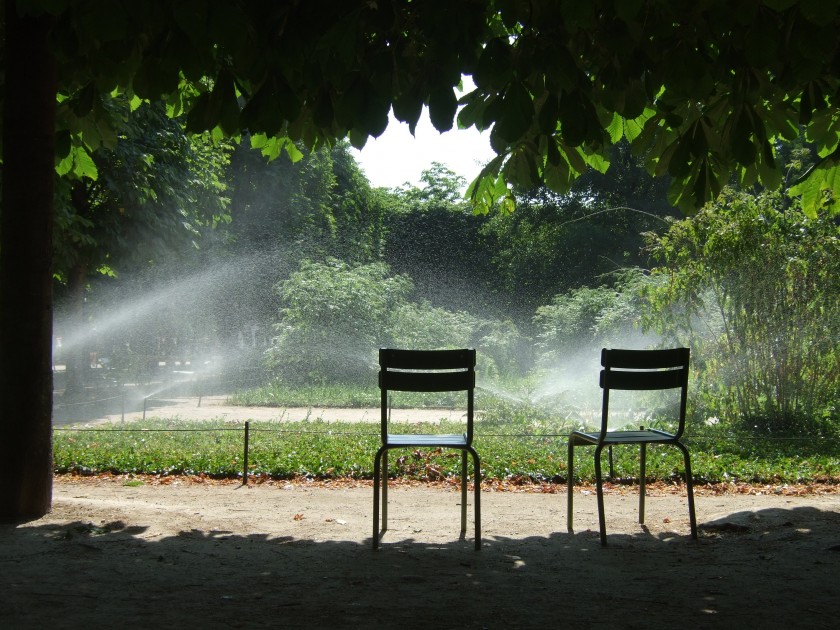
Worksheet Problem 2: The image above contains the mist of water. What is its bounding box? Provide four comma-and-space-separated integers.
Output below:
53, 239, 670, 430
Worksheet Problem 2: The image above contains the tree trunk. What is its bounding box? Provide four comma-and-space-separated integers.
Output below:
0, 3, 57, 521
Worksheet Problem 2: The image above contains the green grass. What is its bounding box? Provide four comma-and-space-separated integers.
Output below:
53, 384, 839, 484
53, 416, 840, 485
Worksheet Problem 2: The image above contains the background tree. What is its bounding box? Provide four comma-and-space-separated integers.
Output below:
53, 99, 231, 396
265, 259, 412, 385
383, 164, 499, 314
211, 140, 385, 363
481, 142, 673, 315
642, 189, 840, 434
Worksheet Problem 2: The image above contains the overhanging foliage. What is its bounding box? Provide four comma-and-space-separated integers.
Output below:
18, 0, 840, 216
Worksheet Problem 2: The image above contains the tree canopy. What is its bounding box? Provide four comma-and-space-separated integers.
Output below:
36, 0, 840, 216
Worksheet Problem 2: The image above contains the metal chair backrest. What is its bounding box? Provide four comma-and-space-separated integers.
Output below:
378, 348, 476, 443
599, 347, 690, 441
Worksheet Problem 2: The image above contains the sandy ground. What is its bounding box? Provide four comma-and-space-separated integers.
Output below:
1, 475, 839, 629
94, 395, 463, 425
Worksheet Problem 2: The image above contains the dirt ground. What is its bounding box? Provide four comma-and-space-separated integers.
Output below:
1, 475, 838, 629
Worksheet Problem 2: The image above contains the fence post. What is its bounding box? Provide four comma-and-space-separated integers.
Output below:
242, 420, 250, 486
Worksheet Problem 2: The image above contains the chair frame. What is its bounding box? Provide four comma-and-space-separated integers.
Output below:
373, 348, 481, 550
567, 348, 697, 545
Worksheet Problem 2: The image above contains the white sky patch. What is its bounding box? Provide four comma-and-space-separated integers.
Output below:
352, 78, 497, 190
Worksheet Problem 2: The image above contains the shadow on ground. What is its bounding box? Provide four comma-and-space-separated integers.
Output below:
2, 503, 838, 629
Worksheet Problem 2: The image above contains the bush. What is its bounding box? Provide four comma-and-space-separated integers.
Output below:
265, 258, 412, 385
643, 189, 840, 434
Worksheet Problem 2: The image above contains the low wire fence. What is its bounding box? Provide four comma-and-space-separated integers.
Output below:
52, 369, 267, 425
52, 387, 840, 486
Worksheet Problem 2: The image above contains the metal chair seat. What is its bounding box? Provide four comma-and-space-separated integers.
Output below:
573, 428, 678, 445
385, 433, 468, 447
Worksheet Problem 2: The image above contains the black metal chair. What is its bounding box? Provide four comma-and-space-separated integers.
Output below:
373, 348, 481, 550
567, 348, 697, 545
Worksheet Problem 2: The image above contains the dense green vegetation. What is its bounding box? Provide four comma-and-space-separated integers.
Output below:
53, 412, 839, 485
57, 135, 839, 467
29, 7, 837, 489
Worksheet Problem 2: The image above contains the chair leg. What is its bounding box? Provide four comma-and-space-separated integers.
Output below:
639, 442, 647, 525
372, 447, 384, 549
676, 442, 698, 539
460, 451, 468, 533
469, 447, 481, 550
567, 437, 575, 533
382, 450, 389, 532
594, 444, 607, 546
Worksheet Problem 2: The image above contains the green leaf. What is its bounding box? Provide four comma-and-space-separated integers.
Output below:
558, 91, 591, 147
252, 135, 285, 160
250, 133, 269, 150
240, 80, 285, 136
129, 94, 144, 112
428, 86, 457, 132
624, 107, 656, 144
667, 138, 692, 178
789, 163, 840, 218
560, 142, 587, 174
55, 152, 74, 176
585, 152, 610, 174
805, 108, 840, 157
474, 38, 513, 90
185, 92, 212, 134
501, 192, 516, 213
466, 156, 505, 213
457, 92, 488, 130
494, 81, 533, 142
393, 91, 423, 133
73, 146, 99, 180
544, 156, 572, 194
504, 149, 538, 188
348, 128, 368, 149
606, 112, 624, 144
537, 92, 559, 135
619, 80, 647, 120
55, 130, 72, 160
284, 141, 304, 162
211, 69, 240, 136
764, 102, 799, 141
